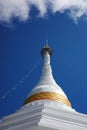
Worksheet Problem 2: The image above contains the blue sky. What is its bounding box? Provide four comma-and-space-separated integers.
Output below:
0, 0, 87, 119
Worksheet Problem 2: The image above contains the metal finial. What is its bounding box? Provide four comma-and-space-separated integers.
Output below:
41, 41, 53, 57
46, 38, 48, 44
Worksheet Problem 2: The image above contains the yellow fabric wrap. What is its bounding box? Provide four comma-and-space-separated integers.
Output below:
24, 92, 71, 107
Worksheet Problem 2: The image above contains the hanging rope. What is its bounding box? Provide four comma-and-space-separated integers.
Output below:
0, 57, 42, 100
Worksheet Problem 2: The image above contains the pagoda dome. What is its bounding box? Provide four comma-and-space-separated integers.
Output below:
23, 44, 72, 109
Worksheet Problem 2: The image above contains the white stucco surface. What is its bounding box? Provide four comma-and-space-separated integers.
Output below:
28, 52, 68, 99
0, 101, 87, 130
0, 49, 87, 130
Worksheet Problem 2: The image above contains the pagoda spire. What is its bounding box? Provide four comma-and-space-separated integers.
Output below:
24, 43, 71, 108
41, 43, 53, 57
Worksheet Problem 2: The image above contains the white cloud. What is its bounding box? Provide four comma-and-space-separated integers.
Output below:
0, 0, 87, 24
0, 119, 2, 123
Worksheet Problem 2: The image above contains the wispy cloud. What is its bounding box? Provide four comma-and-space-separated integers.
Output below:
0, 0, 87, 24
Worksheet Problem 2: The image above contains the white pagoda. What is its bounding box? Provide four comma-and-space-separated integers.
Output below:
0, 44, 87, 130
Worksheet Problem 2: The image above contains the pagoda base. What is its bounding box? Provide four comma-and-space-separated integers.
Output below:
0, 101, 87, 130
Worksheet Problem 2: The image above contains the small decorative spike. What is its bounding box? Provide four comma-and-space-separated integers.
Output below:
41, 43, 53, 57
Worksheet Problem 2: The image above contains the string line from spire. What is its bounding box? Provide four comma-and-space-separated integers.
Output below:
0, 57, 42, 101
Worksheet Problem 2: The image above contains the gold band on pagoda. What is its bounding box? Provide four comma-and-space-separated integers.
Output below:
24, 92, 71, 107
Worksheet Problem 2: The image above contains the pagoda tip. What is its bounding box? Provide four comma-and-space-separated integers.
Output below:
45, 39, 49, 48
41, 41, 53, 57
46, 39, 48, 44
